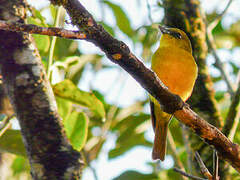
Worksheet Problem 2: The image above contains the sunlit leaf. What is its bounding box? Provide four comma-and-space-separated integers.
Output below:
0, 130, 26, 157
103, 1, 133, 37
32, 34, 51, 54
212, 21, 224, 35
11, 156, 30, 176
92, 90, 109, 110
31, 7, 48, 26
50, 4, 57, 21
56, 96, 72, 121
53, 79, 105, 118
64, 111, 89, 151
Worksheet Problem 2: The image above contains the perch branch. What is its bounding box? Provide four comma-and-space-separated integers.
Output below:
1, 0, 240, 172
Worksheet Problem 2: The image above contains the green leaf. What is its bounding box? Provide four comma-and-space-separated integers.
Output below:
109, 132, 151, 159
64, 111, 89, 151
53, 79, 105, 118
212, 76, 222, 83
27, 11, 48, 27
92, 90, 109, 110
114, 114, 150, 143
212, 21, 224, 35
55, 55, 102, 84
50, 4, 57, 21
215, 91, 225, 102
141, 26, 159, 60
32, 34, 51, 54
103, 1, 133, 37
54, 38, 81, 60
56, 96, 72, 121
11, 156, 30, 176
169, 118, 183, 147
113, 170, 158, 180
108, 113, 151, 159
229, 61, 239, 75
31, 8, 48, 26
0, 130, 26, 157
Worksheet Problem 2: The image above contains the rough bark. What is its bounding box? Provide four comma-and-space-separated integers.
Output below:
0, 0, 83, 179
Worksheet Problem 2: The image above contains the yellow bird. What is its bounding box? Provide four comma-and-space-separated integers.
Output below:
150, 25, 198, 161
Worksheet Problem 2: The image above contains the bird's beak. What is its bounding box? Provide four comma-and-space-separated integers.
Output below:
158, 25, 170, 34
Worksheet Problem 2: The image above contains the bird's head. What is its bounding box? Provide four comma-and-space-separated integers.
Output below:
158, 25, 192, 53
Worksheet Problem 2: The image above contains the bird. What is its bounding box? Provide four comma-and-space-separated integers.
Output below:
150, 25, 198, 161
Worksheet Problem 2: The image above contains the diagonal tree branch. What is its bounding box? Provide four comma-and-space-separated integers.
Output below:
47, 0, 240, 172
1, 0, 240, 173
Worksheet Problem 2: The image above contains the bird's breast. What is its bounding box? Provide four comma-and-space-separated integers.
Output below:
151, 47, 198, 101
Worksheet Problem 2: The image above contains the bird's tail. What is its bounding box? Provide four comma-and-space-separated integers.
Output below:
152, 121, 169, 160
150, 100, 172, 161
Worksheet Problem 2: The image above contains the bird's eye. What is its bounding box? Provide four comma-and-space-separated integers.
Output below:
171, 32, 182, 39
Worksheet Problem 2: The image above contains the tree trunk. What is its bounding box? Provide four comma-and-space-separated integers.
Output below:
0, 0, 83, 179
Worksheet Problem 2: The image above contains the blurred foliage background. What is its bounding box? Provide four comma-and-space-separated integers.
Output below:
0, 0, 240, 179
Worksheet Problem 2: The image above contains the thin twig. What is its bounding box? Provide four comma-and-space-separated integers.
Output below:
174, 168, 207, 180
82, 150, 99, 180
205, 0, 235, 97
208, 0, 234, 32
89, 165, 99, 180
180, 124, 193, 173
0, 20, 87, 39
195, 152, 213, 180
213, 150, 219, 180
47, 6, 64, 80
206, 36, 234, 97
0, 121, 11, 137
0, 115, 13, 129
146, 0, 153, 23
168, 131, 187, 180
